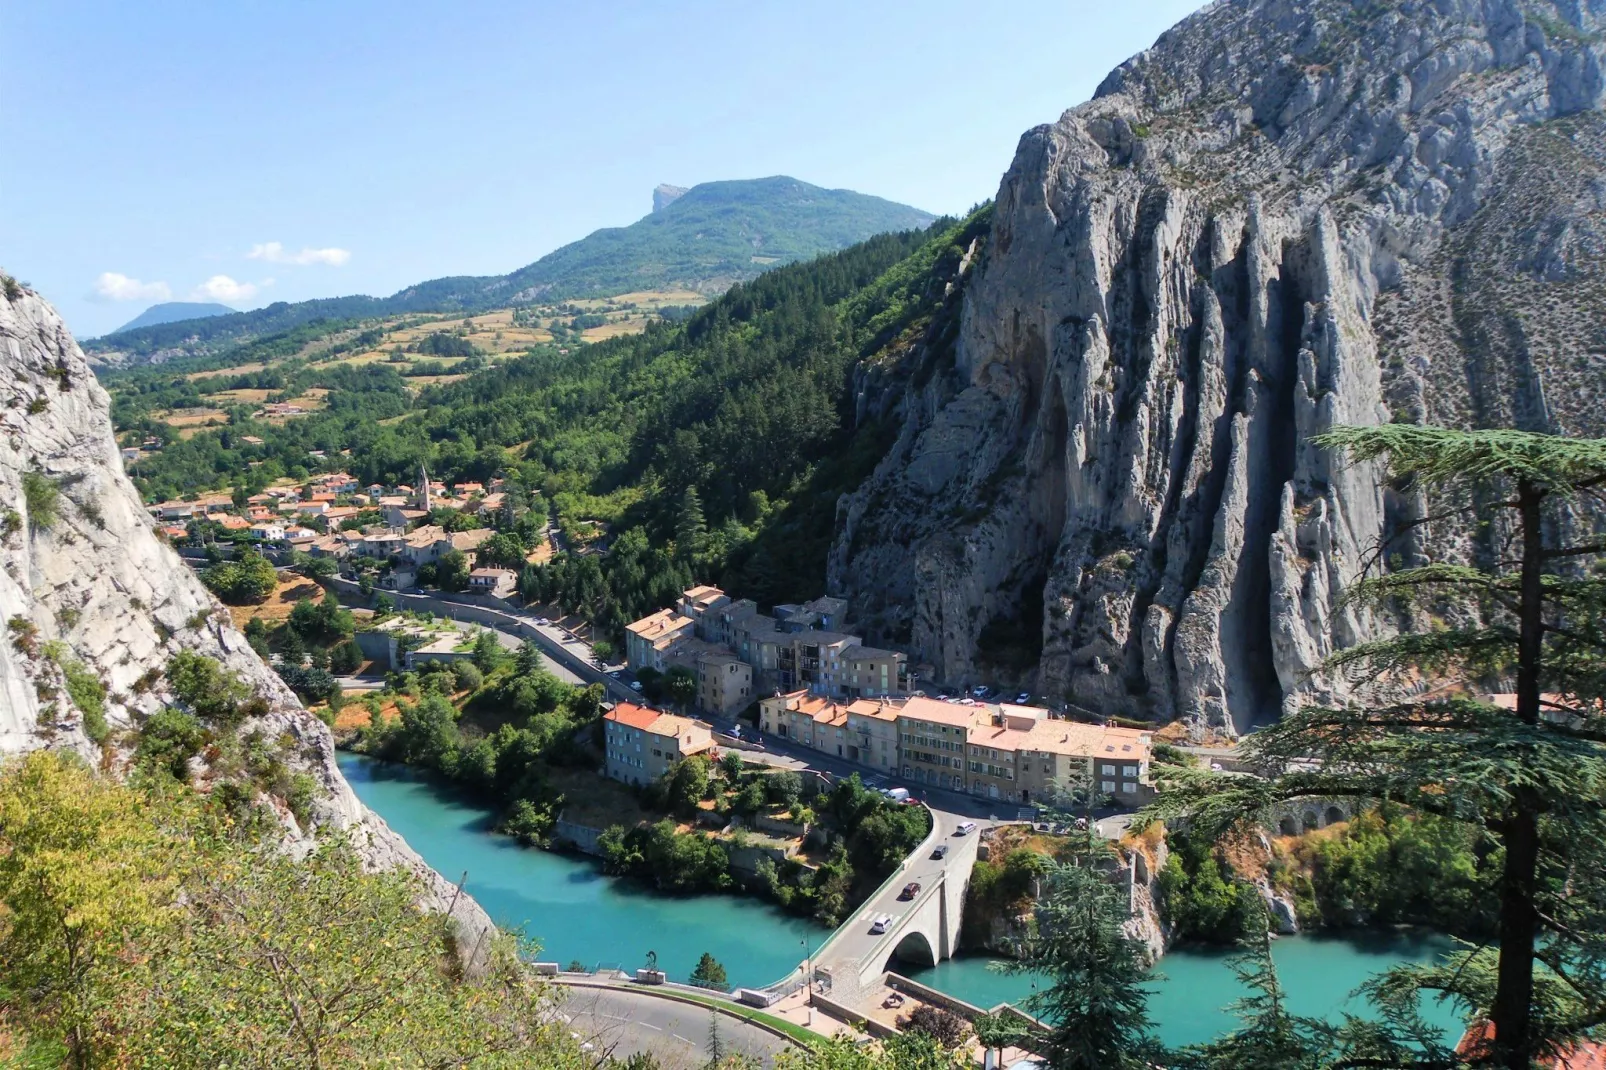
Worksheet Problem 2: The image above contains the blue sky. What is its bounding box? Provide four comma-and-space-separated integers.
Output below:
2, 1, 1204, 338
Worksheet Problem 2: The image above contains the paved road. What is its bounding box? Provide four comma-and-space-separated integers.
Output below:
559, 985, 791, 1066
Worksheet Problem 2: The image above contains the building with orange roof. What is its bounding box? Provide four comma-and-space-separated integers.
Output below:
1458, 1021, 1606, 1069
602, 703, 716, 786
896, 696, 986, 791
845, 697, 903, 773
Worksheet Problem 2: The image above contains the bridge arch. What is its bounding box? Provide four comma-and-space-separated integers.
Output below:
1302, 808, 1320, 832
1324, 805, 1346, 826
889, 931, 937, 970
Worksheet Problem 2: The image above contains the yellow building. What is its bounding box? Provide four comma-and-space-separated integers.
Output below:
895, 697, 981, 792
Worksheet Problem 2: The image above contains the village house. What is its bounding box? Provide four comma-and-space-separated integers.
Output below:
758, 692, 851, 758
695, 651, 752, 716
624, 609, 698, 673
678, 585, 732, 633
845, 697, 902, 774
468, 567, 517, 599
249, 522, 285, 542
895, 697, 980, 793
602, 703, 716, 787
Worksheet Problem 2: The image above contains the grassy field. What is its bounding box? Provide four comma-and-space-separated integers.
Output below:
225, 573, 325, 631
182, 290, 707, 390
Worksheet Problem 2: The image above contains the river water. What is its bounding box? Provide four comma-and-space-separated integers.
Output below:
339, 752, 1469, 1047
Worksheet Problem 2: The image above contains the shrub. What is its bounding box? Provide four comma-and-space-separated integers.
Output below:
329, 640, 362, 675
135, 707, 207, 781
451, 661, 483, 692
21, 471, 59, 529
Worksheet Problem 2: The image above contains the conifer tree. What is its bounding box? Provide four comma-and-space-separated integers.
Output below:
1004, 830, 1160, 1070
1156, 425, 1606, 1069
676, 485, 707, 560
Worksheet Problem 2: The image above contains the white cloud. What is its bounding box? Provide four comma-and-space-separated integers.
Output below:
246, 241, 351, 266
89, 272, 171, 303
191, 275, 259, 303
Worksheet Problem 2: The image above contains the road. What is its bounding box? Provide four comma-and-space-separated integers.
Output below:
559, 985, 791, 1066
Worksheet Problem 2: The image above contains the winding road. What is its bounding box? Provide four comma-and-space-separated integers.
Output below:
560, 986, 792, 1066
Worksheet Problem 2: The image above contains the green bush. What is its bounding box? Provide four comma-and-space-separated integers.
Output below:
21, 471, 59, 529
135, 707, 208, 781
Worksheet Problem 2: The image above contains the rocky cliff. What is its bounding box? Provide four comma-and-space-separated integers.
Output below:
830, 0, 1606, 735
0, 280, 496, 953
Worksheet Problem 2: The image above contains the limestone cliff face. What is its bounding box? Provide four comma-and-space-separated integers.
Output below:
0, 283, 495, 950
831, 0, 1606, 735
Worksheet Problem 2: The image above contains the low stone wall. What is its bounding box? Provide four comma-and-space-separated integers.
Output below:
554, 818, 606, 857
884, 973, 990, 1018
353, 630, 392, 669
812, 991, 895, 1037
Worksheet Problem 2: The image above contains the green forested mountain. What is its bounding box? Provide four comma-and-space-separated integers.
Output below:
107, 207, 986, 621
86, 177, 933, 364
481, 177, 937, 301
112, 301, 235, 334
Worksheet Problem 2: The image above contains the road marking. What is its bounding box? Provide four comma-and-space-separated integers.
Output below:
673, 1034, 693, 1045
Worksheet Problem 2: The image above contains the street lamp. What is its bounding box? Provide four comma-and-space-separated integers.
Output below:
801, 936, 814, 1025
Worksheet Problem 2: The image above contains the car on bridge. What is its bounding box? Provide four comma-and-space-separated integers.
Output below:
899, 881, 921, 900
931, 844, 949, 860
869, 914, 894, 934
954, 821, 977, 836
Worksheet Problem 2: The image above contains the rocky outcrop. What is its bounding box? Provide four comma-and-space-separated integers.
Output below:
653, 183, 690, 213
830, 0, 1606, 735
0, 282, 496, 956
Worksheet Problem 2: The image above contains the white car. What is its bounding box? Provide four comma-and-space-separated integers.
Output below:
954, 821, 977, 836
629, 681, 643, 692
869, 914, 894, 934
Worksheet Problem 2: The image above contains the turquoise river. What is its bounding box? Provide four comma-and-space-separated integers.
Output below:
339, 752, 1468, 1049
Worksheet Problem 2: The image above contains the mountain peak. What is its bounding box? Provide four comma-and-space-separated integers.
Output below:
113, 301, 235, 335
652, 184, 689, 213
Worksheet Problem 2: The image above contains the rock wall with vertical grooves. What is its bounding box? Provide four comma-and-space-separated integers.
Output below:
829, 0, 1606, 735
0, 283, 497, 951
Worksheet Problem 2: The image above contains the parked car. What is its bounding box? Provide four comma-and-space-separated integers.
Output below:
931, 844, 949, 860
629, 680, 643, 692
954, 821, 977, 836
1014, 692, 1031, 704
899, 882, 921, 900
883, 787, 911, 803
972, 685, 990, 697
869, 915, 893, 934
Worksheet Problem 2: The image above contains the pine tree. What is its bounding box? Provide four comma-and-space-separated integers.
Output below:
676, 485, 707, 560
1156, 425, 1606, 1069
1173, 903, 1329, 1069
1004, 831, 1160, 1070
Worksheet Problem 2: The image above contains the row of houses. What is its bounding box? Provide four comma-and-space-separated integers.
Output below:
623, 586, 909, 716
758, 692, 1154, 807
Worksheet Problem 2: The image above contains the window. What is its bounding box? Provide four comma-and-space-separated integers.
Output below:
1123, 782, 1137, 794
1102, 764, 1116, 775
1101, 780, 1115, 793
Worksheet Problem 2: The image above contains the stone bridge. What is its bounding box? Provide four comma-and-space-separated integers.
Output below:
1267, 796, 1357, 837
